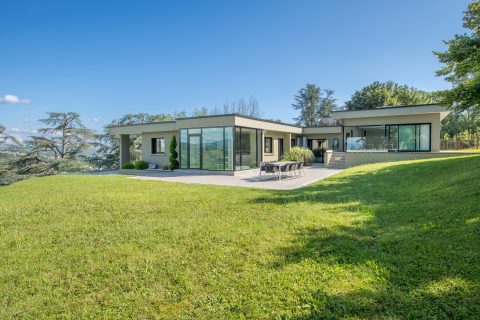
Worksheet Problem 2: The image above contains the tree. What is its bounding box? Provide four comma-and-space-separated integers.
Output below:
171, 111, 188, 119
169, 136, 179, 170
0, 124, 21, 147
0, 123, 58, 185
31, 112, 94, 159
292, 84, 337, 126
293, 84, 321, 127
434, 1, 480, 117
191, 107, 209, 117
4, 153, 58, 183
343, 81, 436, 111
86, 132, 120, 169
217, 97, 264, 118
318, 89, 337, 120
441, 111, 468, 138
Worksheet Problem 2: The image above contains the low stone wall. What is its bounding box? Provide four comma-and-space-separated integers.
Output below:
345, 151, 478, 167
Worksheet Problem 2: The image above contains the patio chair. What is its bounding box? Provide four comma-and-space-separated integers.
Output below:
384, 140, 395, 150
288, 163, 297, 178
264, 163, 279, 180
259, 163, 266, 180
293, 162, 300, 177
280, 163, 294, 179
298, 162, 305, 176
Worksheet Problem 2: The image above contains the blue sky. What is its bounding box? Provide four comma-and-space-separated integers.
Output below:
0, 0, 470, 138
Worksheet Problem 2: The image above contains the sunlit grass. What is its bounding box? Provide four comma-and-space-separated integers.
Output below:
0, 155, 479, 319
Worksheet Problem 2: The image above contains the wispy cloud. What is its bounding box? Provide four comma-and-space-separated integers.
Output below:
93, 118, 99, 123
0, 94, 31, 105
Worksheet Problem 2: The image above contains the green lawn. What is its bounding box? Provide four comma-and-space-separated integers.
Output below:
1, 155, 479, 319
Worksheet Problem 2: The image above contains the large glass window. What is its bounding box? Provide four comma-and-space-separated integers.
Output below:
389, 124, 430, 151
235, 127, 242, 170
225, 127, 234, 170
241, 128, 258, 169
179, 127, 236, 170
235, 127, 259, 170
202, 128, 224, 170
418, 124, 430, 151
386, 125, 399, 150
188, 135, 201, 169
346, 123, 431, 152
180, 130, 188, 168
180, 126, 258, 171
399, 125, 416, 151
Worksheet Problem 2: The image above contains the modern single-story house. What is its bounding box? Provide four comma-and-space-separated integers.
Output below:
109, 104, 455, 171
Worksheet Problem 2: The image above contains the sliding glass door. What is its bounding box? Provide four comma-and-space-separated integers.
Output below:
188, 135, 201, 169
386, 123, 431, 152
202, 128, 224, 170
399, 125, 416, 151
235, 127, 260, 170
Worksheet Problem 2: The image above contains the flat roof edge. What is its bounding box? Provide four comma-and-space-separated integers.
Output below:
332, 103, 440, 113
108, 113, 302, 129
107, 120, 177, 128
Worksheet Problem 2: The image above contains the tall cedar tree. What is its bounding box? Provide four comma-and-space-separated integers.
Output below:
292, 84, 337, 126
31, 112, 94, 159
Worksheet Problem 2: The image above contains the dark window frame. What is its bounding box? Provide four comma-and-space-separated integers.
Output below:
151, 137, 166, 154
264, 137, 273, 153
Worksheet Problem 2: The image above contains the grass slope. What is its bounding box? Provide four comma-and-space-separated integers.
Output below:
0, 155, 479, 319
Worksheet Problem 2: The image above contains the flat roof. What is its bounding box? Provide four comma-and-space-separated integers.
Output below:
109, 113, 301, 129
331, 104, 450, 120
332, 103, 439, 113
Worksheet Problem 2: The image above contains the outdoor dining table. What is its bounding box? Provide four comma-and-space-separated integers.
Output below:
270, 161, 296, 180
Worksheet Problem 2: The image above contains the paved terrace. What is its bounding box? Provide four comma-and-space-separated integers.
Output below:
128, 164, 344, 190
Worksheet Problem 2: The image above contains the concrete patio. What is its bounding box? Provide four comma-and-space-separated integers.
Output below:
128, 164, 344, 190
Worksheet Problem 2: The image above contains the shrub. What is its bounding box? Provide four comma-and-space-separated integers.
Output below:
169, 136, 179, 171
312, 147, 325, 157
58, 159, 93, 172
134, 160, 149, 170
282, 146, 314, 165
121, 162, 135, 169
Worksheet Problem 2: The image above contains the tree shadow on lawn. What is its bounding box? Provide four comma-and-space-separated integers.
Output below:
253, 156, 480, 319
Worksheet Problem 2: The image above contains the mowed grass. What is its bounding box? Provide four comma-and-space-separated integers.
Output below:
0, 156, 479, 319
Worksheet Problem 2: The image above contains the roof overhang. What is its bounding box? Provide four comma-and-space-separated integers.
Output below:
302, 126, 342, 135
332, 105, 451, 121
107, 114, 302, 135
108, 121, 177, 135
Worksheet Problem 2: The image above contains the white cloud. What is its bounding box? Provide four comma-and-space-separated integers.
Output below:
0, 94, 31, 105
93, 118, 99, 123
23, 118, 30, 122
